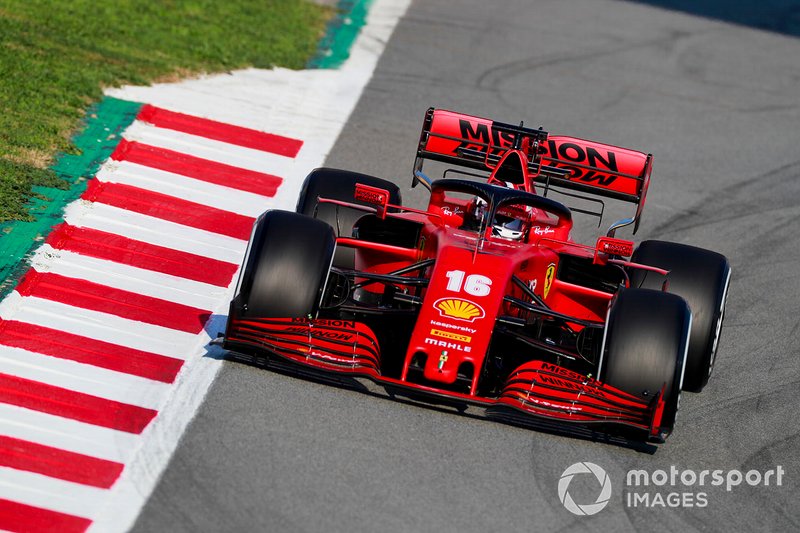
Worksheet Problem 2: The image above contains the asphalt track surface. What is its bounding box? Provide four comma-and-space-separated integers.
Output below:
133, 1, 800, 531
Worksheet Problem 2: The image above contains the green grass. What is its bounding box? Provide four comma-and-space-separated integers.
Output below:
0, 0, 330, 222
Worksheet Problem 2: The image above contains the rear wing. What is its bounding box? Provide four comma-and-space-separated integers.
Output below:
414, 108, 652, 232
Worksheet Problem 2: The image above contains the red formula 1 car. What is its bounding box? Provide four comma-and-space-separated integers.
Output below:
222, 108, 731, 443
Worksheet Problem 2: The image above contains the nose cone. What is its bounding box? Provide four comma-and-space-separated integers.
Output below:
403, 241, 515, 392
421, 341, 472, 384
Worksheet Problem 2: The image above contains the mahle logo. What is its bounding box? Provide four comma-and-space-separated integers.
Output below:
558, 462, 612, 516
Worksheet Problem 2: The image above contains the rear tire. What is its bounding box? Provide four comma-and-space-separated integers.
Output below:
600, 288, 691, 435
630, 240, 731, 392
231, 210, 335, 318
296, 168, 401, 269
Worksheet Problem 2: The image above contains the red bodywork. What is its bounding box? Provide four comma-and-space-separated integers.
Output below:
226, 109, 671, 441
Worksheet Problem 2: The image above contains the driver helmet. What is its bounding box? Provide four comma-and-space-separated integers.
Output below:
492, 213, 526, 240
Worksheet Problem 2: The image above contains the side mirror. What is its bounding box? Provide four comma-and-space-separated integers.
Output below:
594, 236, 634, 265
354, 183, 390, 219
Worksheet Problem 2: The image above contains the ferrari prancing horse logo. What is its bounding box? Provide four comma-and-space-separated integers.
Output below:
544, 263, 556, 299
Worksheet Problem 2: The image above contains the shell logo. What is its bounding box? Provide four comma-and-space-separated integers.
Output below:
434, 298, 485, 322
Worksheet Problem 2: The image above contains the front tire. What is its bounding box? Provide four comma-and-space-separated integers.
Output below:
630, 240, 731, 392
600, 288, 691, 436
231, 210, 335, 318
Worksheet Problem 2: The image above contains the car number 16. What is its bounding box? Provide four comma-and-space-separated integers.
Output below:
445, 270, 492, 297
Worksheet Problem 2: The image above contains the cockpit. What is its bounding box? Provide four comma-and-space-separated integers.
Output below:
427, 179, 573, 243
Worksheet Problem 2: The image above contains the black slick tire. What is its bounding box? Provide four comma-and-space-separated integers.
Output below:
630, 240, 731, 392
600, 288, 691, 435
296, 167, 401, 269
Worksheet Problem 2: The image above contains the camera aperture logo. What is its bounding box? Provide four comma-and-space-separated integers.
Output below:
558, 462, 612, 516
558, 462, 785, 514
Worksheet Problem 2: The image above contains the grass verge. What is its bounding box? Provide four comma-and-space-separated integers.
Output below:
0, 0, 331, 222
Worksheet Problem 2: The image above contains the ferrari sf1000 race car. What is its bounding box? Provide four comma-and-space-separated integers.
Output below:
222, 108, 731, 443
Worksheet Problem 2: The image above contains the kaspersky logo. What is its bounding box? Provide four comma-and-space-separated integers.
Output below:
558, 462, 612, 516
434, 298, 485, 322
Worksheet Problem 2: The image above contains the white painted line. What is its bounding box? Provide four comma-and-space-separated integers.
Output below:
106, 70, 342, 143
0, 404, 140, 465
29, 245, 226, 311
0, 346, 168, 410
122, 121, 300, 177
87, 348, 225, 533
0, 467, 104, 520
63, 201, 248, 264
88, 1, 412, 531
97, 161, 276, 218
0, 293, 200, 361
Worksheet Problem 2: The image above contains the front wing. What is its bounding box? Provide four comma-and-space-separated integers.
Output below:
224, 317, 668, 442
